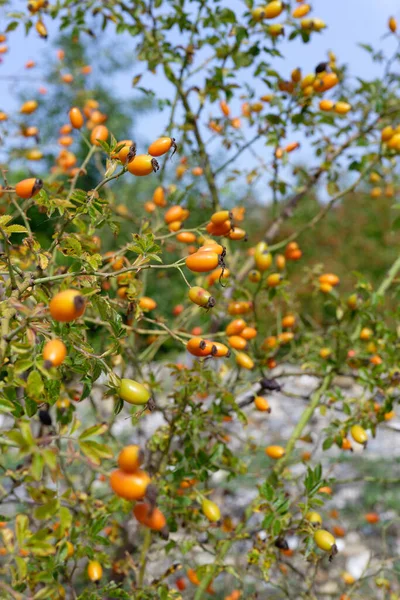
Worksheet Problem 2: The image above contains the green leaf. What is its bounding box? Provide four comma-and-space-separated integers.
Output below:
33, 499, 59, 520
79, 440, 113, 465
5, 224, 28, 234
19, 421, 35, 446
79, 422, 108, 440
26, 371, 44, 402
259, 481, 274, 501
6, 20, 19, 32
59, 507, 72, 536
0, 396, 16, 413
16, 514, 29, 546
26, 540, 56, 556
114, 397, 124, 415
42, 449, 58, 471
31, 453, 44, 481
14, 556, 27, 581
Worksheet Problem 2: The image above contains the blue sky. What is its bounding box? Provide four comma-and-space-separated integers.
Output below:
0, 0, 399, 197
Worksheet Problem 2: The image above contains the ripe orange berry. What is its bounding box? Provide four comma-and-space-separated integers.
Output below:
187, 568, 200, 586
177, 231, 196, 243
267, 273, 283, 287
192, 166, 203, 176
264, 1, 284, 19
276, 254, 286, 270
248, 270, 261, 283
59, 135, 73, 147
153, 186, 167, 207
110, 469, 151, 500
319, 99, 334, 111
389, 16, 397, 33
292, 3, 310, 18
148, 136, 177, 157
90, 125, 108, 146
61, 73, 73, 83
228, 227, 246, 241
198, 241, 224, 254
332, 525, 346, 538
261, 336, 277, 350
168, 220, 182, 232
69, 107, 84, 129
335, 101, 351, 115
186, 251, 220, 273
187, 337, 215, 357
320, 72, 339, 91
254, 396, 271, 412
360, 327, 373, 341
226, 319, 246, 336
165, 205, 184, 224
43, 339, 67, 367
118, 445, 143, 473
265, 445, 285, 459
133, 502, 167, 531
49, 290, 86, 322
281, 314, 295, 329
144, 201, 156, 213
319, 273, 339, 286
20, 100, 38, 114
191, 326, 202, 336
220, 100, 230, 117
111, 140, 134, 163
139, 297, 157, 311
240, 326, 257, 340
285, 141, 300, 153
212, 342, 230, 358
228, 335, 247, 350
211, 210, 231, 225
365, 512, 380, 524
15, 177, 43, 199
206, 220, 232, 236
236, 352, 254, 370
128, 154, 159, 176
381, 125, 395, 142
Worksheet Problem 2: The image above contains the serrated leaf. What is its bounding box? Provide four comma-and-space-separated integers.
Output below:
5, 225, 28, 234
0, 215, 13, 227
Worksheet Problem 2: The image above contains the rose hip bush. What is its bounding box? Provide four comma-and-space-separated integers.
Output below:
0, 1, 399, 599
